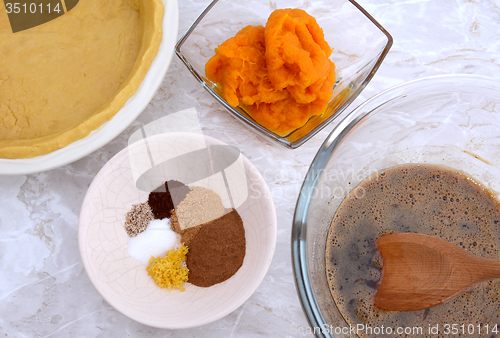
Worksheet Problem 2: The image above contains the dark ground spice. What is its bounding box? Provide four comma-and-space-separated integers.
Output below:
148, 180, 190, 219
186, 209, 246, 287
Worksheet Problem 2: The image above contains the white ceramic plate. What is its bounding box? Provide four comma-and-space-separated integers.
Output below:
78, 134, 277, 328
0, 0, 179, 175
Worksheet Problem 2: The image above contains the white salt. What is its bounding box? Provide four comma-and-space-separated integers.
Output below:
128, 218, 178, 266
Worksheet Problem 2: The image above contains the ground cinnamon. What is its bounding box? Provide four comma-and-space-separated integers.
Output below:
186, 209, 246, 287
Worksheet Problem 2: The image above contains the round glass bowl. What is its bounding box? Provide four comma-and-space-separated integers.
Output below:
292, 75, 500, 337
0, 0, 179, 175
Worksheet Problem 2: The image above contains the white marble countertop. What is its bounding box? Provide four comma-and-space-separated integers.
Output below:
2, 0, 500, 337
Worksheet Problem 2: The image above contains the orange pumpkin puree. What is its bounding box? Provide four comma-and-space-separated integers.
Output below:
205, 9, 336, 136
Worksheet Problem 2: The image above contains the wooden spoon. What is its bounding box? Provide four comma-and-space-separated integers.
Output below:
374, 233, 500, 311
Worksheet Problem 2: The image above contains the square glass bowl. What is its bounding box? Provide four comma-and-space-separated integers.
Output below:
175, 0, 392, 148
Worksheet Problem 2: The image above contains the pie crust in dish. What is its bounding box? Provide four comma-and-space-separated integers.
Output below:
0, 0, 163, 158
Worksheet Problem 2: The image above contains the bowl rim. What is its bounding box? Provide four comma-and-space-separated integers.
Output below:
174, 0, 393, 149
0, 0, 179, 175
78, 132, 278, 329
291, 74, 500, 337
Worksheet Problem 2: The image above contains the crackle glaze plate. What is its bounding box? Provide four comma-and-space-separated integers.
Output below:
78, 133, 277, 328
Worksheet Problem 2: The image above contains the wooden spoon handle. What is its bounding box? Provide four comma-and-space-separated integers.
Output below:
472, 257, 500, 281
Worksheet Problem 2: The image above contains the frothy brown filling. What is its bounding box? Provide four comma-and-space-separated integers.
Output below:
326, 164, 500, 338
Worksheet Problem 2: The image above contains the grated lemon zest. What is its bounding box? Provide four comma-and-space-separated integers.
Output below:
146, 245, 189, 291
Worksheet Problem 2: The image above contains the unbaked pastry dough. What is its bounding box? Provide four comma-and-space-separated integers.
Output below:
0, 0, 163, 158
